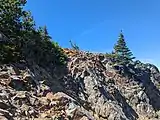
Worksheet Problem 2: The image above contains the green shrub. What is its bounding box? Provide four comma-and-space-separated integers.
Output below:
0, 43, 21, 64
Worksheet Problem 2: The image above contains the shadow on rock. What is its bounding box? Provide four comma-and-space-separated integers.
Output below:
138, 72, 160, 111
113, 88, 139, 120
99, 86, 138, 120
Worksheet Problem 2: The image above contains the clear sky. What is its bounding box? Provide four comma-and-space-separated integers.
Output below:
25, 0, 160, 68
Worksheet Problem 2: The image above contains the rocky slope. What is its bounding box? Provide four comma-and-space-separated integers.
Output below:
0, 49, 160, 120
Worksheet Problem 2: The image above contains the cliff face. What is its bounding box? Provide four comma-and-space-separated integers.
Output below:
0, 50, 160, 120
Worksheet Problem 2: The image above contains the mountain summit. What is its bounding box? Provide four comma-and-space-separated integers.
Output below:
0, 49, 160, 120
0, 1, 160, 119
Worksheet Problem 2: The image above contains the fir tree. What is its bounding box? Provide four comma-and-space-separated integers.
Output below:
114, 31, 135, 64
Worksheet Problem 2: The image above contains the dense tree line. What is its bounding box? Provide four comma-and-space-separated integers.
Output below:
0, 0, 67, 66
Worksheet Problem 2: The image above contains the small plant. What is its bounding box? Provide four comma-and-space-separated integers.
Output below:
69, 40, 80, 51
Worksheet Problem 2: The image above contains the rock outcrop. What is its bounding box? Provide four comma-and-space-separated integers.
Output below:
0, 50, 160, 120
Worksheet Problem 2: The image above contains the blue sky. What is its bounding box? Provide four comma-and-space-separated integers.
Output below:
25, 0, 160, 68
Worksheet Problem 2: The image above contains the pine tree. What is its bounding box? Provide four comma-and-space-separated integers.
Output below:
114, 31, 135, 64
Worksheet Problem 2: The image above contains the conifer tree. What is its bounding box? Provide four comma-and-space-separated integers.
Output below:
114, 31, 135, 64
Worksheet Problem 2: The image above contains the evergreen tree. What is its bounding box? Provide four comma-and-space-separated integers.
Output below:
114, 31, 135, 64
0, 0, 34, 41
38, 25, 51, 39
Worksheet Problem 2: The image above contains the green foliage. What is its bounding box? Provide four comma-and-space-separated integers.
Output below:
0, 0, 67, 66
69, 40, 80, 51
0, 0, 32, 41
51, 42, 67, 65
105, 52, 116, 59
0, 43, 20, 64
105, 52, 119, 65
113, 31, 135, 65
21, 25, 67, 67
